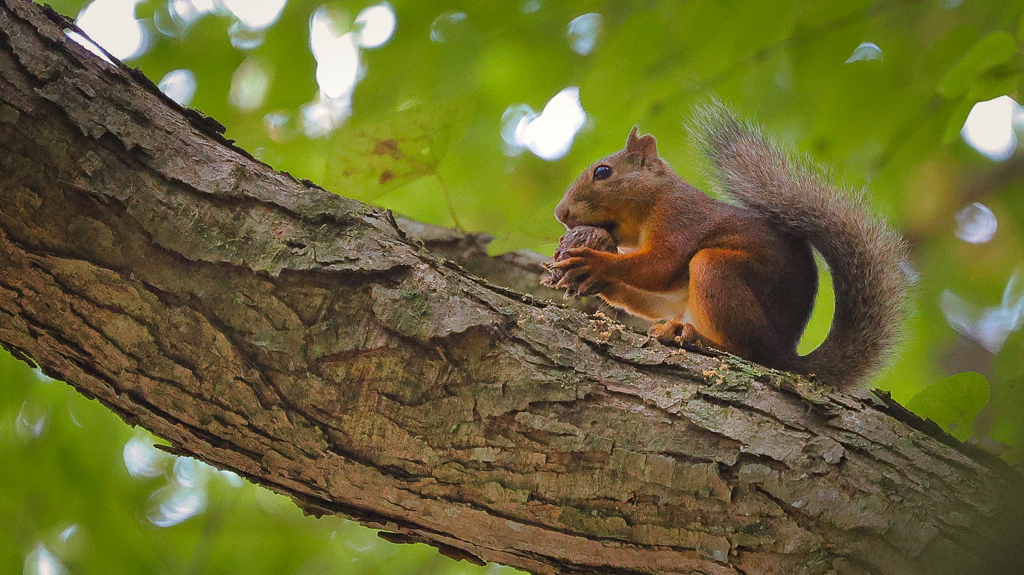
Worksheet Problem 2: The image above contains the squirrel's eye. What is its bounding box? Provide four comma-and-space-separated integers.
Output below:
593, 165, 612, 181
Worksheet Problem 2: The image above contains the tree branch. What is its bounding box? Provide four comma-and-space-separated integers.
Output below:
0, 2, 1021, 573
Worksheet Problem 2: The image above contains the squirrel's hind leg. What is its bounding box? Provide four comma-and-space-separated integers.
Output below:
685, 248, 796, 369
648, 321, 719, 350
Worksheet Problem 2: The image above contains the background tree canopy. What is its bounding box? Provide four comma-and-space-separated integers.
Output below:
4, 0, 1024, 573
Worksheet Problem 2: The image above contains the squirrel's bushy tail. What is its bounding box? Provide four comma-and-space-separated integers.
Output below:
694, 102, 912, 389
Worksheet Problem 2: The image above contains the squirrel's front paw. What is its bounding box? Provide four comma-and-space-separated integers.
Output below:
548, 247, 611, 296
544, 226, 616, 297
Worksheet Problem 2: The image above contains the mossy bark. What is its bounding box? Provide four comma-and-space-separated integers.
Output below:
1, 2, 1021, 574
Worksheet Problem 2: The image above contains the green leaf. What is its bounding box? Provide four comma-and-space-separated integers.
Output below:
941, 98, 976, 143
938, 31, 1018, 99
323, 96, 474, 203
967, 69, 1023, 102
906, 371, 990, 440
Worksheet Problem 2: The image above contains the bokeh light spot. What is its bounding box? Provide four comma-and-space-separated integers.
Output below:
522, 0, 541, 14
941, 271, 1024, 354
567, 13, 602, 56
304, 6, 362, 136
145, 456, 212, 527
228, 21, 267, 50
173, 457, 209, 488
502, 87, 587, 161
299, 98, 351, 138
229, 59, 270, 110
154, 0, 212, 37
223, 0, 287, 30
309, 7, 360, 98
123, 435, 171, 478
147, 483, 208, 527
16, 398, 50, 440
355, 3, 396, 48
64, 30, 114, 65
58, 525, 79, 544
313, 31, 359, 100
24, 544, 67, 575
169, 0, 216, 26
218, 469, 245, 487
954, 202, 997, 244
158, 69, 197, 106
430, 11, 467, 43
75, 0, 148, 61
961, 95, 1022, 162
264, 111, 297, 142
844, 42, 883, 64
32, 368, 55, 384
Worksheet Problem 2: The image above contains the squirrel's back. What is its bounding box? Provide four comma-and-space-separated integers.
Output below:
694, 103, 912, 389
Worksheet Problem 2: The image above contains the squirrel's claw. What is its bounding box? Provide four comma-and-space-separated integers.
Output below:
547, 258, 577, 270
554, 272, 581, 292
575, 274, 603, 296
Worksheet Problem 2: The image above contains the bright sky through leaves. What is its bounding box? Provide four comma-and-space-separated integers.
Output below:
229, 58, 270, 110
502, 87, 587, 160
844, 41, 883, 64
961, 95, 1022, 161
157, 69, 197, 105
24, 544, 67, 575
355, 3, 396, 48
222, 0, 287, 30
74, 0, 146, 60
567, 13, 601, 55
954, 202, 998, 244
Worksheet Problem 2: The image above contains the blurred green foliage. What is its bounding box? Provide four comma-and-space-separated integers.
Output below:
907, 371, 990, 441
6, 0, 1024, 572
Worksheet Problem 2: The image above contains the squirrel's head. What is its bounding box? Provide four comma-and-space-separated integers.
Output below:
554, 127, 673, 247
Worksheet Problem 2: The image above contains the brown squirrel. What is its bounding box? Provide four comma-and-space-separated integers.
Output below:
547, 103, 910, 389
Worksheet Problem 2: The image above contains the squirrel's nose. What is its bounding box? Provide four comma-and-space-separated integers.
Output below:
554, 200, 574, 228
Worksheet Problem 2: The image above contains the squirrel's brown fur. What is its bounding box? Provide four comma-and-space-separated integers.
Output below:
549, 103, 911, 389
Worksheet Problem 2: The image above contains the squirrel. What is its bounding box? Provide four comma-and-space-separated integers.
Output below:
546, 102, 911, 389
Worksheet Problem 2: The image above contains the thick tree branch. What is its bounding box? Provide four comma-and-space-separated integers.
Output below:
0, 2, 1021, 574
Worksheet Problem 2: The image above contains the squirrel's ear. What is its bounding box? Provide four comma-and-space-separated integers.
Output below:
626, 126, 640, 146
626, 127, 658, 165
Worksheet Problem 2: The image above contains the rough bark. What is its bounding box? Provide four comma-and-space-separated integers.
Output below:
0, 2, 1021, 574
